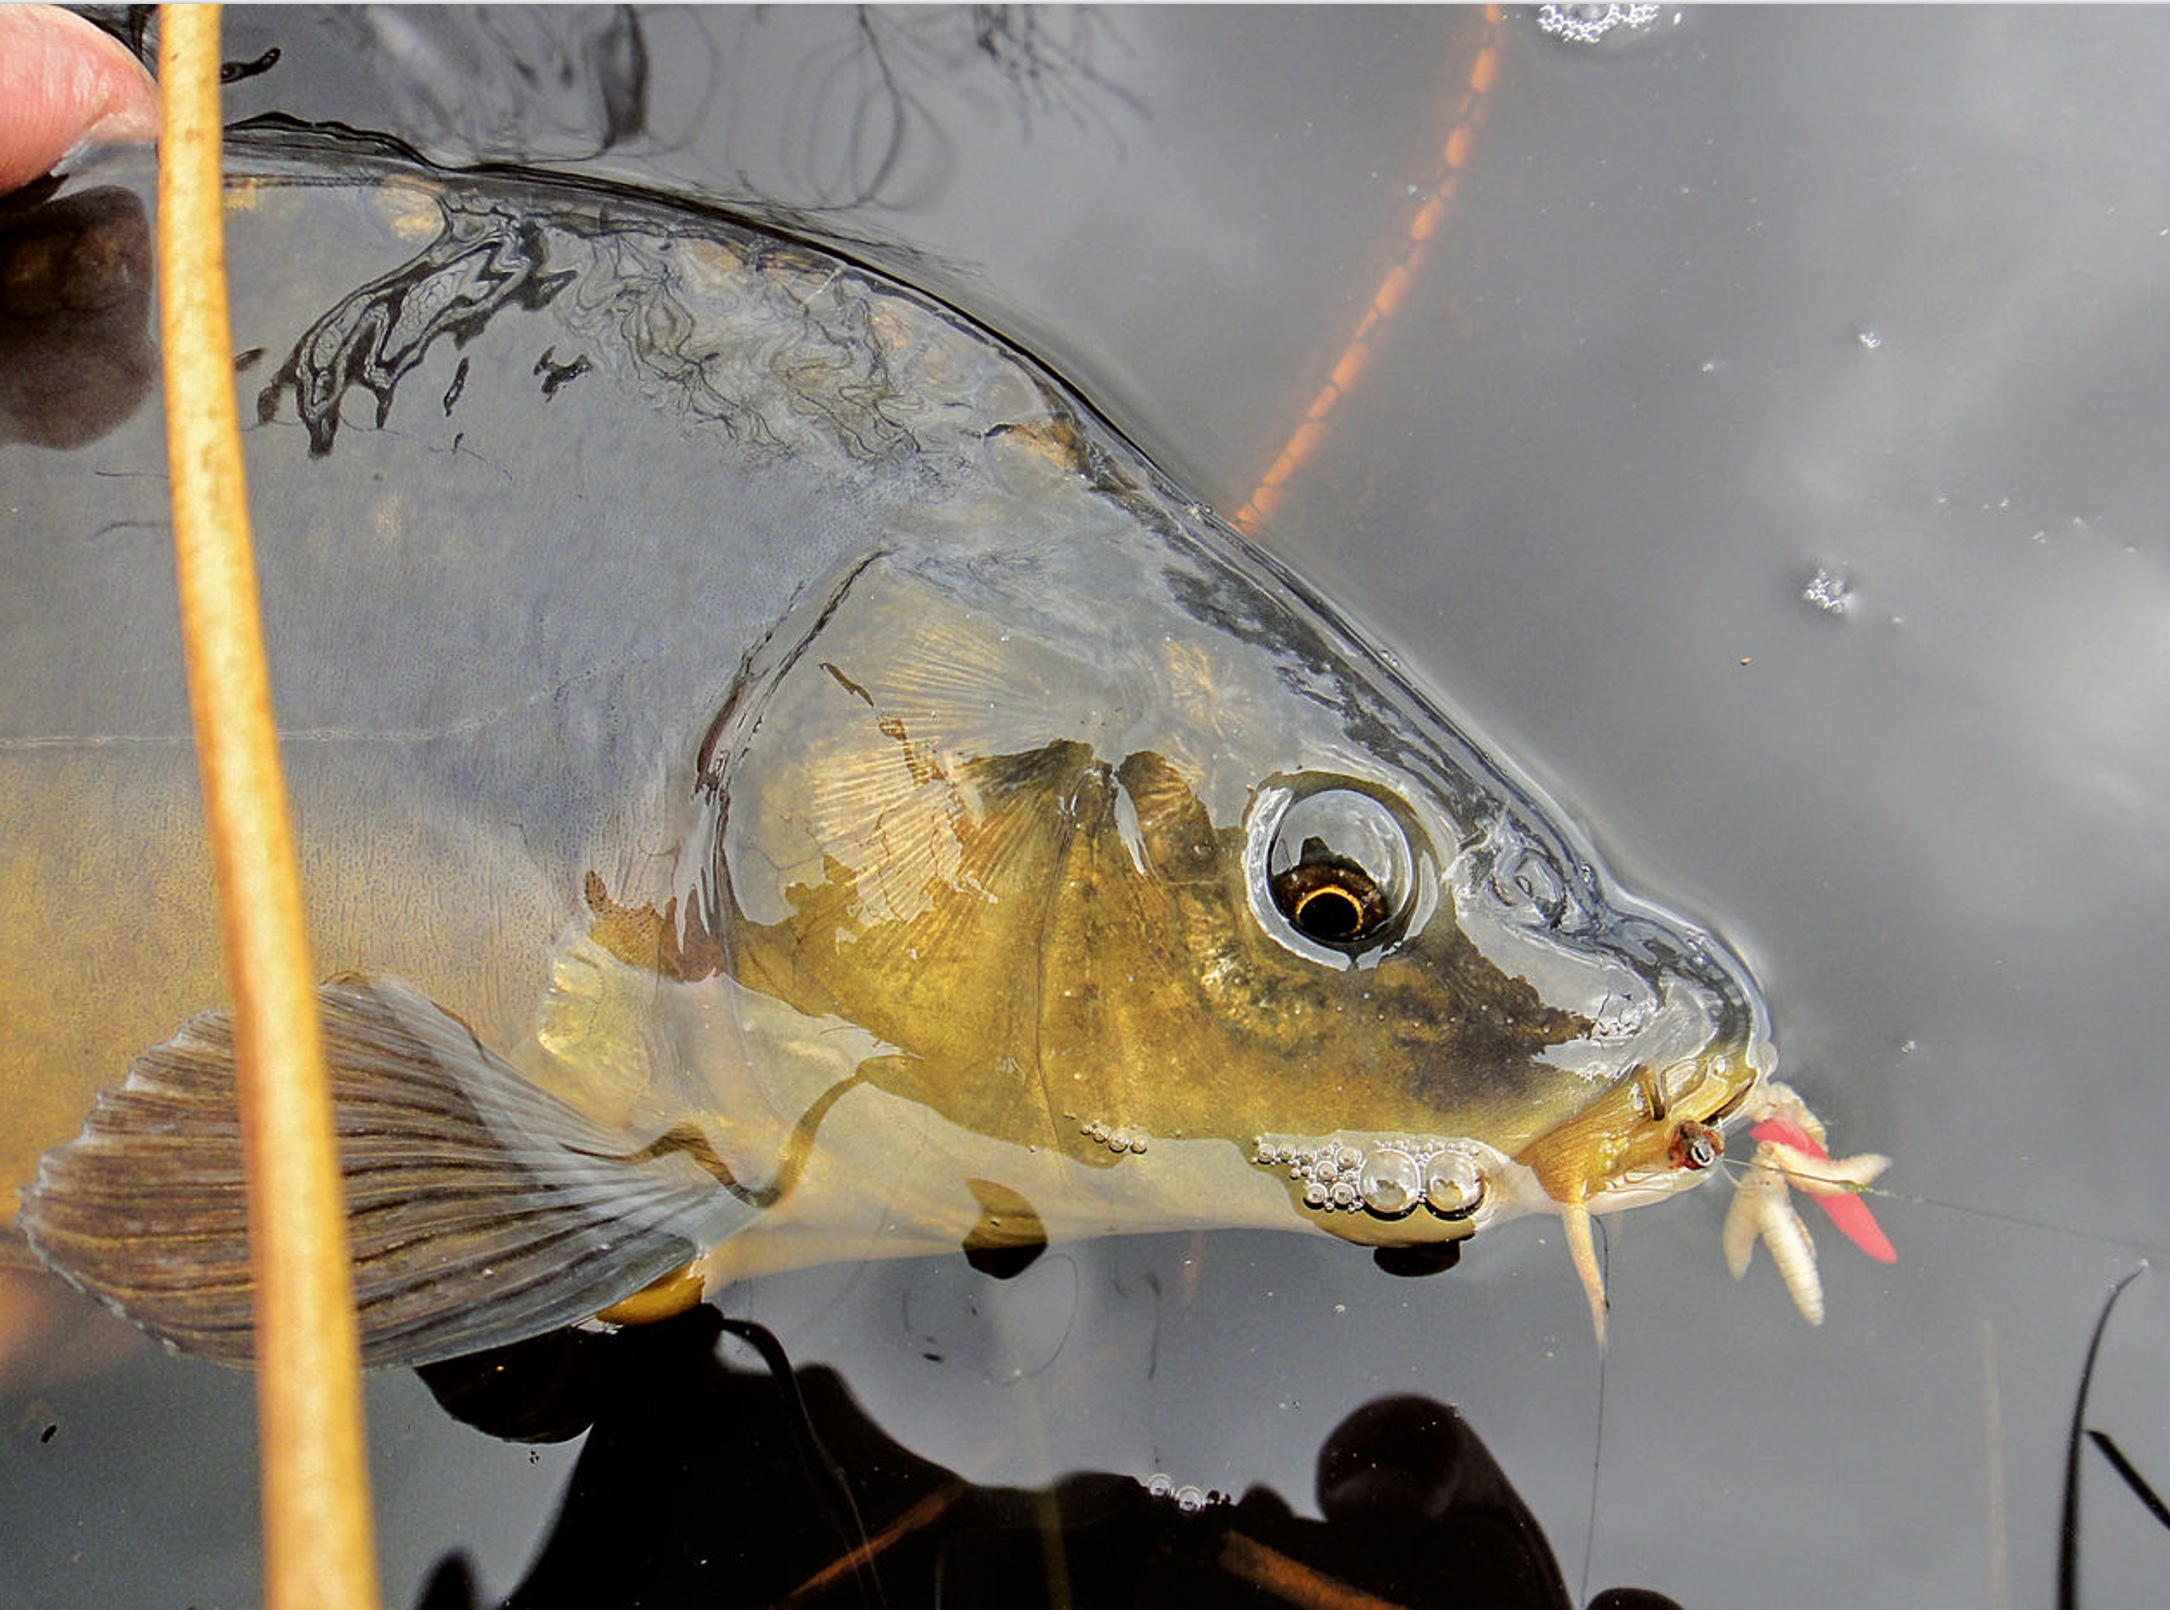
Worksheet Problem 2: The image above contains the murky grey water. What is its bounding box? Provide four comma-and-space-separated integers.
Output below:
6, 7, 2170, 1607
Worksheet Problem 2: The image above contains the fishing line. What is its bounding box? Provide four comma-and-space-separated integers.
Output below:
1711, 1151, 2170, 1262
1578, 1215, 1610, 1608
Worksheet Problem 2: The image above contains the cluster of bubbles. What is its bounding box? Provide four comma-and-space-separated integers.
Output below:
1253, 1135, 1486, 1220
1802, 566, 1853, 616
1536, 3, 1664, 45
1144, 1473, 1222, 1513
1080, 1119, 1150, 1154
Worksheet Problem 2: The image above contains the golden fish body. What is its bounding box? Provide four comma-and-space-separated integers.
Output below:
545, 463, 1771, 1295
15, 132, 1805, 1368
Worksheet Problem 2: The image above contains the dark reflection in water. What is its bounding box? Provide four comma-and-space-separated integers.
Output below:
147, 5, 1146, 215
248, 138, 579, 457
330, 8, 649, 164
411, 1308, 1672, 1610
710, 7, 1144, 211
0, 183, 153, 448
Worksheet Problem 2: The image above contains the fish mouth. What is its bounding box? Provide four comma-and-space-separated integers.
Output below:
1514, 1032, 1766, 1222
1485, 894, 1774, 1215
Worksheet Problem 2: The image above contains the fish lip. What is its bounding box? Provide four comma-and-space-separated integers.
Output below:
1579, 1147, 1727, 1216
1514, 1031, 1768, 1220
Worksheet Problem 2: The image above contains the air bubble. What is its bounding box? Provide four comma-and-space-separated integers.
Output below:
1147, 1472, 1174, 1500
1802, 566, 1852, 616
1425, 1151, 1485, 1219
1359, 1149, 1422, 1217
1174, 1484, 1208, 1513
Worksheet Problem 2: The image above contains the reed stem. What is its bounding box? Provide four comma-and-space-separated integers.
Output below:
157, 9, 383, 1607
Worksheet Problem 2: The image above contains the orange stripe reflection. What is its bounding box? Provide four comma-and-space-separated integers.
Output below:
1236, 8, 1506, 533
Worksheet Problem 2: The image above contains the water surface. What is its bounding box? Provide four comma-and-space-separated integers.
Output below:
6, 9, 2170, 1607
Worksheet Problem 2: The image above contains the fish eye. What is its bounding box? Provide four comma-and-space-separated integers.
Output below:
1251, 780, 1425, 958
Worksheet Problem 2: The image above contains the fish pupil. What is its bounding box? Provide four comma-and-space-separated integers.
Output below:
1272, 860, 1388, 943
1295, 884, 1365, 940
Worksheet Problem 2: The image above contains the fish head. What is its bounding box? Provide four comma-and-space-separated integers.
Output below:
677, 459, 1770, 1255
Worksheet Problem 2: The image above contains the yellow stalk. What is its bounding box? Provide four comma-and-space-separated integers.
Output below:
157, 8, 383, 1607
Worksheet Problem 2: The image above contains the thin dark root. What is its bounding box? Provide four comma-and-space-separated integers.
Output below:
2057, 1262, 2149, 1610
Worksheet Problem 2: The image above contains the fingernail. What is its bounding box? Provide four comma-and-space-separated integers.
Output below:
49, 138, 98, 178
84, 94, 163, 149
50, 107, 158, 178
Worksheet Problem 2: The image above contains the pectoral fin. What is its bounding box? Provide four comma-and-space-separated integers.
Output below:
19, 976, 758, 1370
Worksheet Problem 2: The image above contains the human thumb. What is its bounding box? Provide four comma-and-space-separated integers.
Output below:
0, 7, 159, 195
